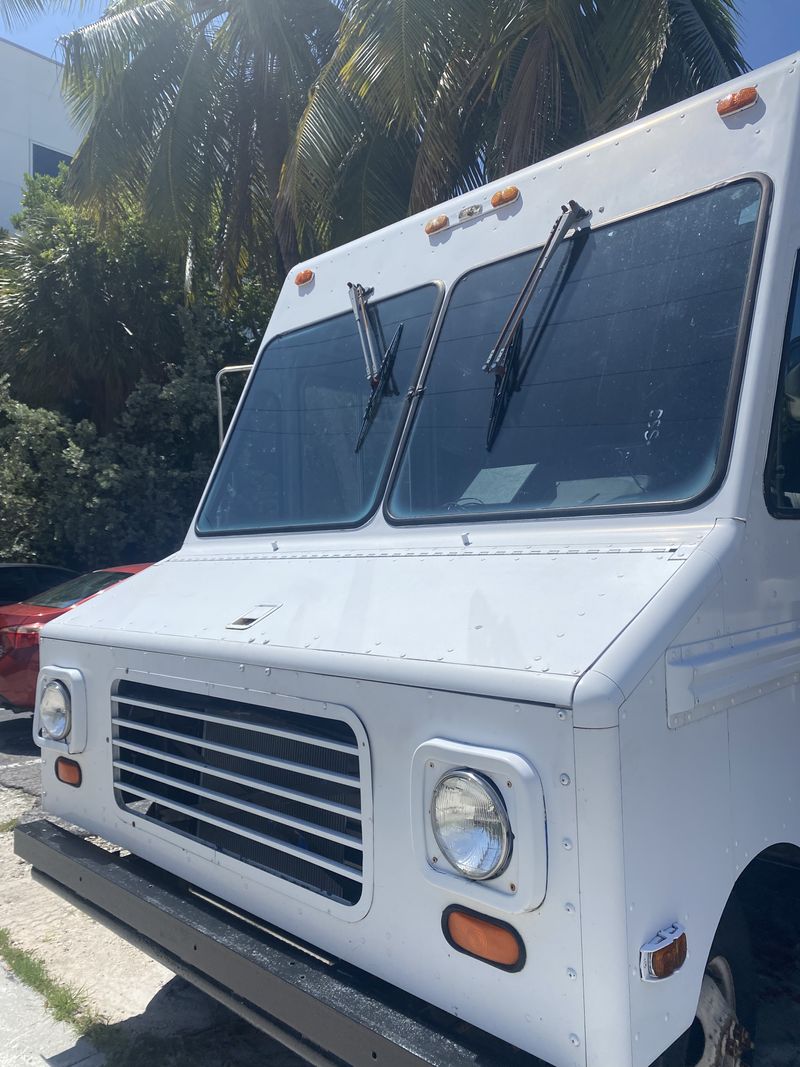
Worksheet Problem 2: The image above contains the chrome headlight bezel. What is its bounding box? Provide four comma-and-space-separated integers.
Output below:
412, 738, 548, 913
39, 679, 72, 741
431, 769, 513, 880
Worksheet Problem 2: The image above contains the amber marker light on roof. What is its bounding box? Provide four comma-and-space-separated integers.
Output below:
490, 185, 520, 209
442, 906, 525, 971
717, 86, 758, 117
294, 268, 314, 286
55, 757, 82, 788
424, 214, 449, 236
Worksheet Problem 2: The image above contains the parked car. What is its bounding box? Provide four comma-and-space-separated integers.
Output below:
0, 565, 150, 711
0, 564, 77, 607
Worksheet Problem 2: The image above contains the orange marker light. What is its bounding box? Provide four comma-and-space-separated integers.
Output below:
443, 906, 525, 971
491, 185, 520, 209
717, 86, 758, 117
55, 757, 82, 788
424, 214, 449, 236
294, 268, 314, 286
640, 922, 687, 981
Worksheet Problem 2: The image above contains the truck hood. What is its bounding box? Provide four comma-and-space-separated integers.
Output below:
44, 535, 705, 706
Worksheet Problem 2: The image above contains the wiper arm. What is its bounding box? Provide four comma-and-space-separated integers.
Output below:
484, 199, 589, 450
355, 323, 403, 452
348, 282, 381, 384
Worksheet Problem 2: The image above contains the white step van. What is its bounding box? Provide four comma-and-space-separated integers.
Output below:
17, 52, 800, 1067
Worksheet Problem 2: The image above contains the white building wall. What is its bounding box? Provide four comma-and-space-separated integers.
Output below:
0, 38, 80, 230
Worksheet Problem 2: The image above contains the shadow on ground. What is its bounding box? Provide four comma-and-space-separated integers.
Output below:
0, 711, 36, 758
44, 977, 304, 1067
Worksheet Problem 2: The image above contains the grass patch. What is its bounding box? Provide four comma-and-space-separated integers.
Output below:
0, 927, 98, 1030
0, 817, 20, 833
0, 929, 255, 1066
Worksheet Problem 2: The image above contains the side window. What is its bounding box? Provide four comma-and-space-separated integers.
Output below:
31, 144, 72, 177
766, 256, 800, 514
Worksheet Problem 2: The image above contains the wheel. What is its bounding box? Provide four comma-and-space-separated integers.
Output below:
651, 896, 756, 1066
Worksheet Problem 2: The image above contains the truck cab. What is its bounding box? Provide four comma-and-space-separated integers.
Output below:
16, 53, 800, 1067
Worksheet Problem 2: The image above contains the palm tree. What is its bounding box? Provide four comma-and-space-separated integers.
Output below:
278, 0, 747, 253
0, 0, 45, 22
58, 0, 746, 286
59, 0, 343, 292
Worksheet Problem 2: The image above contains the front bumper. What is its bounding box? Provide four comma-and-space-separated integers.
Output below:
15, 820, 545, 1067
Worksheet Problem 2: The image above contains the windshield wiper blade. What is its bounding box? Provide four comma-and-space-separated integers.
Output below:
348, 282, 381, 383
484, 199, 589, 450
355, 323, 404, 452
485, 318, 524, 453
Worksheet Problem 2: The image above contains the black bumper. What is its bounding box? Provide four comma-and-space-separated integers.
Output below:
14, 820, 544, 1067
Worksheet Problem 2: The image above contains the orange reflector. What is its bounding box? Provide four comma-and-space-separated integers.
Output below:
640, 922, 687, 981
443, 906, 525, 971
490, 185, 520, 209
294, 268, 314, 286
424, 214, 449, 236
55, 757, 82, 788
717, 86, 758, 117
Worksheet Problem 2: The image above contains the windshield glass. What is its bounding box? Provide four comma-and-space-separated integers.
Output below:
389, 180, 762, 521
26, 570, 130, 608
198, 284, 440, 534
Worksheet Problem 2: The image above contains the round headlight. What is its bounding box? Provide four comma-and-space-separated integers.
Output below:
39, 680, 71, 741
431, 770, 512, 880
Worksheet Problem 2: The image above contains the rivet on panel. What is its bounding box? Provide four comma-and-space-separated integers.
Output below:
560, 774, 571, 786
562, 838, 573, 851
569, 1035, 581, 1048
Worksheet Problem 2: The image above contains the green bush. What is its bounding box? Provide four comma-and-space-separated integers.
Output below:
0, 175, 273, 570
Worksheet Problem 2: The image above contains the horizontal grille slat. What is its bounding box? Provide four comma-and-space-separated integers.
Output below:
117, 783, 363, 883
114, 738, 361, 819
112, 695, 359, 755
111, 717, 358, 788
113, 760, 362, 850
112, 681, 368, 907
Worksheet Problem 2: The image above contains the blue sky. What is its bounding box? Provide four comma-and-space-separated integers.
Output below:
2, 1, 800, 71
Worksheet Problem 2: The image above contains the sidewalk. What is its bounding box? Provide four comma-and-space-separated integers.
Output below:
0, 964, 102, 1067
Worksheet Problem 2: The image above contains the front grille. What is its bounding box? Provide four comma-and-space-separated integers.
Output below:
111, 681, 366, 906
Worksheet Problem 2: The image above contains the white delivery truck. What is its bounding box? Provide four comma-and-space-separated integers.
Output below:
17, 52, 800, 1067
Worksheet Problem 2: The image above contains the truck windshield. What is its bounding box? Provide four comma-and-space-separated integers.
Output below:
389, 180, 763, 521
197, 285, 440, 534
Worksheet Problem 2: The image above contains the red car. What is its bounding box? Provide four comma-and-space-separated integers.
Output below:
0, 564, 150, 712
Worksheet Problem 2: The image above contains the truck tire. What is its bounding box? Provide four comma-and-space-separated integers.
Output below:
651, 896, 756, 1067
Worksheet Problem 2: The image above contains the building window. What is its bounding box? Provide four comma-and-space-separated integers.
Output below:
31, 143, 72, 178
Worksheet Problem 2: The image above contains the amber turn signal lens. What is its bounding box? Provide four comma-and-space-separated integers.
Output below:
640, 922, 687, 981
443, 906, 525, 971
490, 185, 520, 209
294, 268, 314, 286
648, 931, 687, 979
424, 214, 449, 235
55, 757, 82, 788
717, 86, 758, 117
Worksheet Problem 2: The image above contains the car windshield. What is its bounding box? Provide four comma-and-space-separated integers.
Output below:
197, 284, 440, 534
25, 570, 130, 608
389, 180, 763, 521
